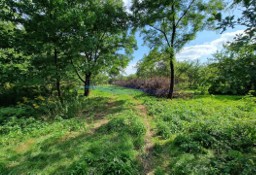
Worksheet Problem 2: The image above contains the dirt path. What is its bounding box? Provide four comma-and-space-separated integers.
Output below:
135, 103, 155, 175
85, 93, 156, 174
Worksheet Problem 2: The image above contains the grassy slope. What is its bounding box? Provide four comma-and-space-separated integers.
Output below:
0, 86, 255, 174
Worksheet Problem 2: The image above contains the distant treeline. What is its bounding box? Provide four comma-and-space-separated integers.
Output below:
113, 45, 256, 97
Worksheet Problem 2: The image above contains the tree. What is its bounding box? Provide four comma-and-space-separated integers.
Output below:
218, 0, 256, 45
208, 45, 256, 95
23, 0, 78, 97
0, 0, 30, 90
132, 0, 223, 98
69, 0, 135, 96
3, 0, 82, 98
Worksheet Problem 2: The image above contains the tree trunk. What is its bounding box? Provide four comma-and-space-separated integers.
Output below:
84, 73, 91, 96
54, 48, 61, 97
168, 3, 176, 99
167, 56, 175, 99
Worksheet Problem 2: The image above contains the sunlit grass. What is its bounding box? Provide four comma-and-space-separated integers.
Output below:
136, 91, 256, 174
0, 86, 255, 174
0, 88, 146, 174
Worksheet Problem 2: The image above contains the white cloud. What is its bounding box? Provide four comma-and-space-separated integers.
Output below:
124, 62, 137, 75
177, 30, 244, 61
124, 30, 244, 75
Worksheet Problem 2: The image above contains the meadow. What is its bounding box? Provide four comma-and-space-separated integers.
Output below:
0, 86, 255, 174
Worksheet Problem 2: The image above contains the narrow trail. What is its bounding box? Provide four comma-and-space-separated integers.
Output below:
85, 101, 117, 134
134, 101, 155, 175
90, 118, 109, 133
84, 92, 156, 174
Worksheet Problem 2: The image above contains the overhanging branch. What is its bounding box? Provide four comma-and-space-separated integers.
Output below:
148, 24, 171, 47
175, 0, 196, 27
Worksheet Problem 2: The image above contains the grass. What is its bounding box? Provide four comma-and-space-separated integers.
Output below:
137, 92, 256, 174
0, 85, 255, 174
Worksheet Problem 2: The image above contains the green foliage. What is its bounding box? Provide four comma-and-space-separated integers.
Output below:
136, 49, 211, 92
133, 0, 223, 49
138, 93, 256, 174
1, 0, 132, 99
0, 86, 256, 174
132, 0, 223, 97
67, 139, 140, 175
208, 45, 256, 95
0, 86, 147, 174
0, 0, 255, 173
68, 0, 135, 95
92, 73, 110, 85
136, 49, 169, 77
218, 0, 256, 45
0, 106, 29, 124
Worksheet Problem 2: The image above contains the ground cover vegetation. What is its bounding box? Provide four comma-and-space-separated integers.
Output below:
0, 86, 255, 174
0, 0, 255, 174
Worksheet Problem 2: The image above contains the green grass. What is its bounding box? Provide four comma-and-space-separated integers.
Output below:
0, 86, 255, 174
137, 92, 256, 174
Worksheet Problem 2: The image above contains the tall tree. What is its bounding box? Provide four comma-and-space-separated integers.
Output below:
132, 0, 223, 98
69, 0, 135, 96
8, 0, 79, 97
0, 0, 30, 89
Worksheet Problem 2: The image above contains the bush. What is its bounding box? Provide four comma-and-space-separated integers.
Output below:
209, 150, 256, 175
0, 106, 31, 124
0, 85, 50, 106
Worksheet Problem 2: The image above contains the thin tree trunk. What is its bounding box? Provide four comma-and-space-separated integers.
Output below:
167, 57, 175, 99
167, 4, 176, 99
84, 73, 91, 96
54, 48, 61, 97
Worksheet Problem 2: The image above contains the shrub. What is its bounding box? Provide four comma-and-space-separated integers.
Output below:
0, 106, 30, 124
114, 76, 169, 97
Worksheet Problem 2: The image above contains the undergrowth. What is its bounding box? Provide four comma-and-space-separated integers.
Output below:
0, 86, 255, 174
0, 86, 146, 174
138, 94, 256, 174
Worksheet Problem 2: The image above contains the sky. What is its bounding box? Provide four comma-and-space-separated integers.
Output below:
122, 0, 245, 75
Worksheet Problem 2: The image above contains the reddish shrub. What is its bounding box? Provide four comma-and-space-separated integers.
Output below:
113, 77, 170, 97
113, 76, 193, 98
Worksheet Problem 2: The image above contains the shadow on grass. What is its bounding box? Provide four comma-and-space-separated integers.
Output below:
79, 96, 127, 121
145, 130, 256, 174
0, 96, 142, 174
2, 122, 140, 174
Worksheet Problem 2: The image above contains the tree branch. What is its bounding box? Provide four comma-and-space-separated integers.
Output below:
70, 57, 85, 84
148, 24, 171, 47
171, 4, 176, 47
94, 32, 105, 63
175, 0, 196, 27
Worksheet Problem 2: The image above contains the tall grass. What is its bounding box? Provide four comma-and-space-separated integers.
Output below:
138, 94, 256, 174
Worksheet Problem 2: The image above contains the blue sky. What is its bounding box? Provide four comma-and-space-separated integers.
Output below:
122, 0, 245, 75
